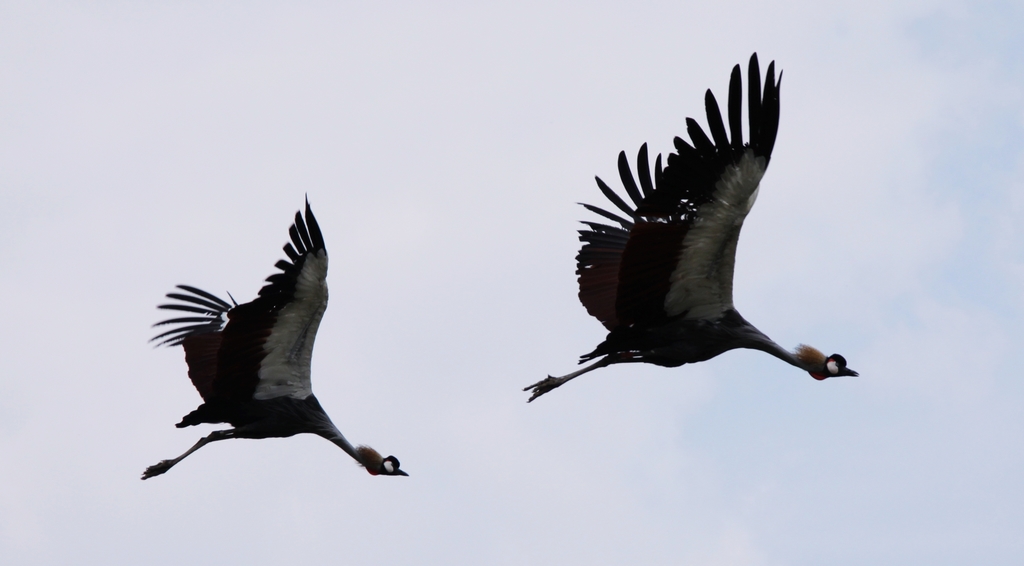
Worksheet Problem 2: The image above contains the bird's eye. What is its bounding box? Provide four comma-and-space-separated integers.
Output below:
826, 360, 839, 375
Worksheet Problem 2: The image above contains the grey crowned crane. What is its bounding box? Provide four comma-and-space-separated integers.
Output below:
525, 54, 858, 402
143, 200, 407, 479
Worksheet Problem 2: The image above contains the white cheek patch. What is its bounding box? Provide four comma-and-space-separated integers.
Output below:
383, 460, 395, 474
827, 360, 839, 375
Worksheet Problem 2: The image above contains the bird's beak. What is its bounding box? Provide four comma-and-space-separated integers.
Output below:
839, 368, 859, 377
395, 470, 409, 476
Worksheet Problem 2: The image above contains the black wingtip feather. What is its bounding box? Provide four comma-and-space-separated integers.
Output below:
283, 243, 300, 262
304, 201, 326, 251
289, 225, 306, 255
177, 285, 232, 309
157, 304, 219, 315
252, 200, 328, 304
594, 176, 637, 219
151, 286, 231, 346
704, 89, 729, 150
633, 53, 779, 220
685, 117, 713, 153
636, 144, 654, 199
580, 203, 634, 230
165, 293, 228, 313
293, 211, 314, 253
616, 151, 644, 207
758, 60, 780, 162
748, 54, 762, 151
153, 316, 221, 326
728, 64, 743, 151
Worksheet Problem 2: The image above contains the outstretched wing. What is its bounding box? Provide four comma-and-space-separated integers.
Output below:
576, 53, 781, 329
153, 199, 329, 402
152, 286, 233, 400
219, 199, 329, 401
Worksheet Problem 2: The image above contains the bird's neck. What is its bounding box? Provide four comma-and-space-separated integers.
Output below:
750, 340, 811, 370
302, 395, 362, 463
321, 426, 381, 472
734, 321, 815, 372
311, 418, 358, 462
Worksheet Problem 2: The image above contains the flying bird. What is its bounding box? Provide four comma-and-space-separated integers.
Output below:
525, 54, 858, 402
144, 200, 407, 479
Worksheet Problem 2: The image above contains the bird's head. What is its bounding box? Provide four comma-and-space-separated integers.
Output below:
794, 345, 859, 380
356, 445, 409, 477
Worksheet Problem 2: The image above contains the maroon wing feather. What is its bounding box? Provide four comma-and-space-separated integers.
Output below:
151, 285, 232, 400
578, 145, 688, 329
576, 220, 628, 330
615, 222, 687, 325
210, 303, 271, 401
181, 333, 222, 401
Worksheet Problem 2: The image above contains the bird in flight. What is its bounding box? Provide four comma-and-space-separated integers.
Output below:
525, 54, 857, 402
144, 200, 407, 478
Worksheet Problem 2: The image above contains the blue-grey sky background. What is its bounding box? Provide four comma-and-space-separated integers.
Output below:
2, 1, 1023, 564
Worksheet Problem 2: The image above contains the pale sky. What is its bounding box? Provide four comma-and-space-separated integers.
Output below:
2, 1, 1023, 564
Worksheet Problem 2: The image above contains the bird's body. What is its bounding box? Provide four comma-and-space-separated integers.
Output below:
525, 54, 857, 402
144, 201, 407, 479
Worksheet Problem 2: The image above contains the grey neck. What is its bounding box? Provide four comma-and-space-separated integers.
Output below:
303, 395, 363, 465
739, 327, 812, 372
318, 421, 361, 464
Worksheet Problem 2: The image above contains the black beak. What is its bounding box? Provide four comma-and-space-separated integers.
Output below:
395, 469, 409, 477
840, 367, 859, 377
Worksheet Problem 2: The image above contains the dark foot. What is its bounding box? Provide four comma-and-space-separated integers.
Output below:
141, 460, 175, 480
523, 375, 566, 402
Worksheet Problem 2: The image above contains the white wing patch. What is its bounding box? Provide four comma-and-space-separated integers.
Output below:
664, 150, 766, 320
254, 250, 329, 400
